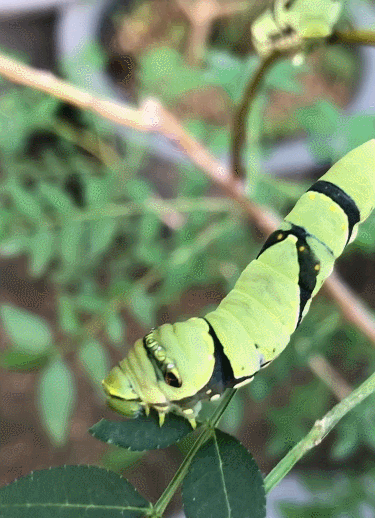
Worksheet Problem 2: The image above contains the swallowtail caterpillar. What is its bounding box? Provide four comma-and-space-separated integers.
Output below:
251, 0, 343, 56
103, 140, 375, 428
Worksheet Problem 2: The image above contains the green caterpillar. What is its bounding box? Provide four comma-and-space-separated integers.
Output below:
251, 0, 343, 56
103, 140, 375, 428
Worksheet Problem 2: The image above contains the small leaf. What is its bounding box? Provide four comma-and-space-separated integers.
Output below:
89, 412, 194, 451
8, 181, 43, 221
39, 181, 75, 214
89, 217, 118, 261
75, 293, 106, 313
0, 465, 151, 518
57, 295, 80, 335
105, 308, 126, 345
126, 178, 152, 202
78, 339, 110, 394
60, 221, 84, 268
0, 304, 53, 354
183, 429, 266, 518
0, 350, 49, 371
28, 227, 55, 277
129, 286, 155, 328
0, 235, 26, 257
37, 357, 76, 446
85, 176, 111, 209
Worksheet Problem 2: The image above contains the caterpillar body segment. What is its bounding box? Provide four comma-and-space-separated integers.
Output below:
251, 0, 343, 56
102, 140, 375, 426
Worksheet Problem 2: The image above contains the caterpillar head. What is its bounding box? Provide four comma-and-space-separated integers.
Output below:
102, 318, 216, 428
275, 0, 342, 39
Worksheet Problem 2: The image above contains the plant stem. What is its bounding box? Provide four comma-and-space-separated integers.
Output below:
70, 198, 240, 222
153, 389, 236, 516
264, 369, 375, 494
335, 29, 375, 46
231, 50, 283, 180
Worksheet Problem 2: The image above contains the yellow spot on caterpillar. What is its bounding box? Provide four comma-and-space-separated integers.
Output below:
308, 193, 316, 200
210, 394, 220, 401
299, 246, 305, 252
277, 233, 283, 240
314, 264, 320, 271
341, 224, 346, 231
206, 389, 212, 395
329, 205, 336, 212
233, 379, 252, 389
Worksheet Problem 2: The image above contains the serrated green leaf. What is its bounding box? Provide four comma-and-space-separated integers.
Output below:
183, 429, 266, 518
89, 412, 194, 451
0, 465, 151, 518
78, 339, 110, 394
0, 304, 53, 354
37, 357, 76, 446
28, 227, 55, 277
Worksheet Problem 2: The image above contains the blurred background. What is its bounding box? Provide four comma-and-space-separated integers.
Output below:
1, 0, 375, 516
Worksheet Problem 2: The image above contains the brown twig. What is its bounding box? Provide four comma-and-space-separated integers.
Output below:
176, 0, 249, 67
0, 54, 154, 132
308, 354, 352, 401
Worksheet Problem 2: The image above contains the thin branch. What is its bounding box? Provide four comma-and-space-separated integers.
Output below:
335, 29, 375, 46
308, 354, 352, 401
0, 54, 153, 132
154, 388, 236, 516
231, 50, 284, 180
176, 0, 249, 67
232, 27, 375, 182
70, 197, 240, 222
325, 271, 375, 345
264, 367, 375, 493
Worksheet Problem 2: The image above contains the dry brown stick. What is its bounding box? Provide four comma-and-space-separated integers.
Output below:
0, 52, 374, 349
176, 0, 249, 67
0, 54, 152, 132
308, 354, 352, 401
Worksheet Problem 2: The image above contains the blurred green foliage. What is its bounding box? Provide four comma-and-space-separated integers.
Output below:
0, 1, 375, 514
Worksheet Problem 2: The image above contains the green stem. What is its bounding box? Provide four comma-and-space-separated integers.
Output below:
231, 50, 283, 181
153, 389, 236, 517
335, 29, 375, 46
264, 369, 375, 494
70, 198, 240, 222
